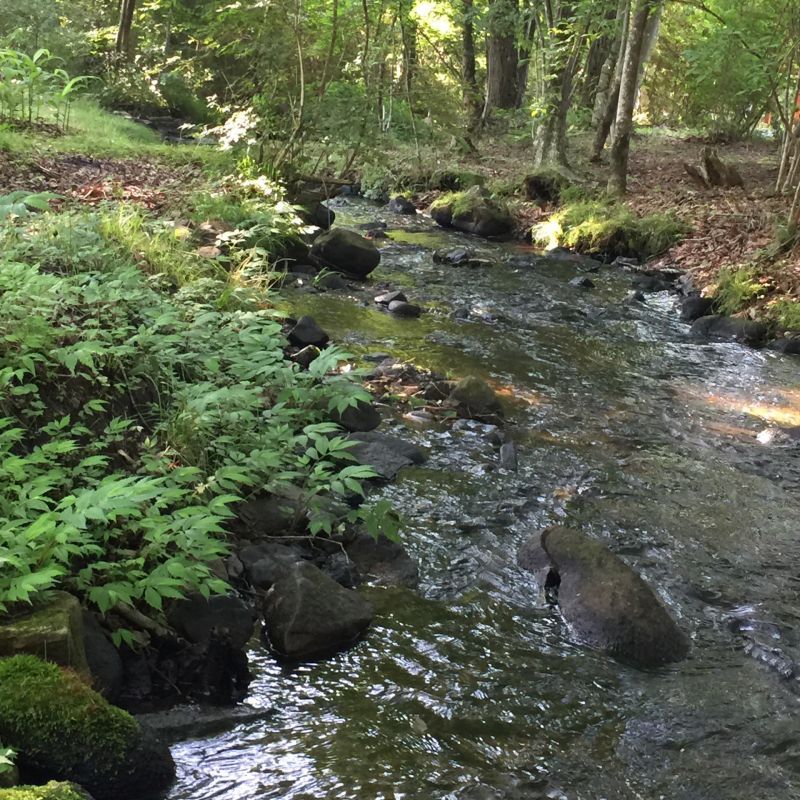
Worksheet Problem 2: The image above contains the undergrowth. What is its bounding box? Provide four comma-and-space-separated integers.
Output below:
713, 266, 766, 315
532, 200, 687, 260
0, 190, 378, 638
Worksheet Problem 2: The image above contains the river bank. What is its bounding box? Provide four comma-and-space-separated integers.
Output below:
4, 106, 800, 800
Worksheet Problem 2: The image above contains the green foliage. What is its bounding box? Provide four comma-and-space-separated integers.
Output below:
0, 48, 91, 131
0, 744, 13, 776
0, 656, 140, 777
0, 201, 373, 617
532, 201, 687, 259
0, 783, 89, 800
714, 266, 765, 314
770, 299, 800, 331
0, 191, 58, 220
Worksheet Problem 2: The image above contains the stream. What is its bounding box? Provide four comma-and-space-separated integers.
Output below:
167, 200, 800, 800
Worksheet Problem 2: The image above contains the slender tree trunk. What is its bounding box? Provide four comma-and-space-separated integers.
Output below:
580, 2, 620, 109
461, 0, 482, 131
515, 1, 536, 107
483, 0, 521, 120
591, 0, 630, 160
318, 0, 339, 98
532, 5, 580, 167
115, 0, 137, 59
399, 0, 417, 93
607, 0, 653, 195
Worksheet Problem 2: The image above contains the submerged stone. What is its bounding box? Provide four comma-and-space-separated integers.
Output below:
345, 533, 419, 588
448, 376, 504, 422
348, 432, 426, 480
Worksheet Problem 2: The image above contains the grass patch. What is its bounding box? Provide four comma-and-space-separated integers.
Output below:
768, 298, 800, 331
532, 200, 687, 260
0, 100, 229, 167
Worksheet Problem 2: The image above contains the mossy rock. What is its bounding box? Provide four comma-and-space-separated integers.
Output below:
0, 782, 93, 800
522, 168, 572, 205
430, 189, 513, 238
0, 656, 174, 800
0, 592, 88, 675
532, 201, 686, 261
428, 170, 485, 191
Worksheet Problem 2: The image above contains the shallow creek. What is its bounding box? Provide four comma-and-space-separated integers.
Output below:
167, 201, 800, 800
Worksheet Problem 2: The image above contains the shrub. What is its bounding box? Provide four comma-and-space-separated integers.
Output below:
0, 207, 373, 624
714, 266, 765, 315
0, 783, 88, 800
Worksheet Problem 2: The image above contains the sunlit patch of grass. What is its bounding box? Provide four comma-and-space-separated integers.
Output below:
0, 99, 231, 169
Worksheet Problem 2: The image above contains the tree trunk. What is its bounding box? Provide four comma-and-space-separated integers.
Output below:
461, 0, 482, 130
399, 0, 417, 95
115, 0, 137, 59
607, 0, 653, 195
580, 2, 620, 109
532, 5, 580, 167
591, 0, 629, 159
483, 0, 520, 119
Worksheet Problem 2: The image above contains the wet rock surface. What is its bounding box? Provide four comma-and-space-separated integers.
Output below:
263, 561, 374, 660
519, 527, 690, 668
690, 314, 768, 346
348, 431, 427, 480
310, 228, 381, 278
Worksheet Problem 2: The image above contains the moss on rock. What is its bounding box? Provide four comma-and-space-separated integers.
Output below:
0, 782, 92, 800
532, 201, 686, 260
430, 188, 513, 238
0, 656, 174, 800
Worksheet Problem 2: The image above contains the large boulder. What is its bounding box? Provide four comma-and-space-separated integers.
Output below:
519, 527, 690, 668
679, 295, 715, 322
429, 189, 513, 238
288, 316, 329, 348
0, 656, 175, 800
690, 315, 768, 346
330, 397, 382, 432
263, 561, 373, 659
448, 376, 504, 423
239, 542, 304, 590
0, 592, 88, 675
310, 229, 381, 279
167, 594, 255, 651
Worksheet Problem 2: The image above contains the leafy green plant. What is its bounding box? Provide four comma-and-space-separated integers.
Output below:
714, 266, 766, 314
0, 48, 91, 131
0, 190, 59, 220
0, 211, 376, 625
0, 743, 14, 775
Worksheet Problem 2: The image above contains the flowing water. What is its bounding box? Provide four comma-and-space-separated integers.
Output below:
168, 201, 800, 800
